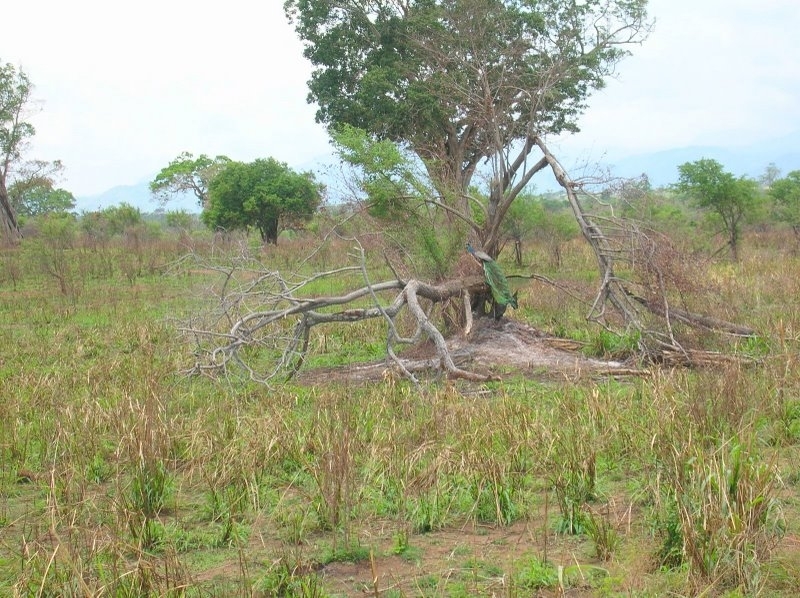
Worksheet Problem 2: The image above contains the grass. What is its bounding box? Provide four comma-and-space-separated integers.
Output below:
1, 225, 799, 595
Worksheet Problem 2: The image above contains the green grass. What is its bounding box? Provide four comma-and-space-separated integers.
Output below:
1, 226, 799, 595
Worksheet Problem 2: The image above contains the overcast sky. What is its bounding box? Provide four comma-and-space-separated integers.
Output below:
4, 0, 799, 196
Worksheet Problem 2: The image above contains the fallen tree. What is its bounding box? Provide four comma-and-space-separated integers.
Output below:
179, 256, 755, 386
175, 0, 718, 383
179, 244, 494, 383
177, 140, 758, 386
536, 136, 756, 363
178, 251, 644, 386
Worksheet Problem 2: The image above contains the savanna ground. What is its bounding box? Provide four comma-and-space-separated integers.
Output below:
1, 219, 800, 597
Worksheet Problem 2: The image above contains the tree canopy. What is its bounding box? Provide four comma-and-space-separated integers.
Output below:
80, 203, 143, 240
676, 158, 759, 260
150, 152, 231, 208
0, 61, 35, 242
202, 158, 323, 244
769, 170, 800, 238
9, 159, 75, 218
285, 0, 650, 255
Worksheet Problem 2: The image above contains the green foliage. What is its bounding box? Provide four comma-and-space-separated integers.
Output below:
653, 494, 685, 569
164, 209, 195, 230
390, 529, 417, 560
584, 510, 620, 561
408, 489, 450, 533
583, 328, 641, 360
514, 555, 558, 589
287, 0, 647, 145
0, 61, 35, 152
319, 539, 371, 565
473, 476, 518, 525
0, 60, 36, 241
651, 431, 784, 591
203, 158, 323, 244
150, 151, 231, 206
126, 460, 175, 550
254, 555, 328, 597
504, 192, 546, 236
287, 0, 649, 254
18, 186, 75, 217
35, 214, 78, 248
676, 159, 760, 259
80, 203, 143, 239
547, 389, 603, 536
503, 192, 546, 264
202, 482, 253, 547
8, 160, 75, 218
617, 186, 693, 235
769, 170, 800, 234
86, 452, 113, 483
332, 124, 421, 219
275, 499, 317, 544
332, 124, 463, 278
31, 215, 82, 295
129, 460, 173, 518
3, 226, 800, 595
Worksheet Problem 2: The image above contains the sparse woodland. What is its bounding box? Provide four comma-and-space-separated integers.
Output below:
1, 197, 800, 595
3, 1, 800, 594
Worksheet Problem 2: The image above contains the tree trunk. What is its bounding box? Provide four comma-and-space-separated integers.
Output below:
0, 181, 21, 244
260, 216, 279, 245
729, 226, 739, 261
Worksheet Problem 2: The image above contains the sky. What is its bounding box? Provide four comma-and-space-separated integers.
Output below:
3, 0, 799, 197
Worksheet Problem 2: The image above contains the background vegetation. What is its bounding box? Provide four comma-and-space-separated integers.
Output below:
1, 185, 800, 596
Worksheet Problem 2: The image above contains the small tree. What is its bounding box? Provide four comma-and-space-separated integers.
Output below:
759, 162, 781, 189
9, 160, 75, 218
502, 192, 546, 266
769, 170, 800, 241
150, 152, 231, 208
165, 210, 195, 231
80, 203, 143, 241
333, 124, 461, 279
202, 158, 323, 245
0, 61, 36, 243
675, 159, 758, 260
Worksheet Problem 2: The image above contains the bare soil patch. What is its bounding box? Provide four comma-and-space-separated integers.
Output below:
298, 317, 638, 385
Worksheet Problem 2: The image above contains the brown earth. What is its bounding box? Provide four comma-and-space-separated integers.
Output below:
298, 317, 640, 385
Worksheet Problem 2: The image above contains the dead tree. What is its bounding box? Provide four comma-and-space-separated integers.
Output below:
175, 136, 758, 385
177, 239, 495, 385
535, 136, 756, 363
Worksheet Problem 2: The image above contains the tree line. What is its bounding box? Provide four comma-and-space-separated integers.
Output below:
2, 0, 799, 262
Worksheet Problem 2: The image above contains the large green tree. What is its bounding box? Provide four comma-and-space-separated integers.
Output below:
676, 159, 759, 260
202, 158, 323, 244
769, 170, 800, 240
9, 159, 75, 217
0, 61, 35, 243
285, 0, 650, 256
150, 152, 231, 208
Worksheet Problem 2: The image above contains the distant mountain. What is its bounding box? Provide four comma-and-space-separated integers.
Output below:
599, 131, 800, 188
74, 178, 200, 214
75, 134, 800, 211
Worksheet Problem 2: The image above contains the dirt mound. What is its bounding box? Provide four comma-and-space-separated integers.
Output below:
297, 318, 637, 384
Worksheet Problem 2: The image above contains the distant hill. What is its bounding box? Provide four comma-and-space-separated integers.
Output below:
74, 134, 800, 212
74, 178, 200, 214
601, 137, 800, 189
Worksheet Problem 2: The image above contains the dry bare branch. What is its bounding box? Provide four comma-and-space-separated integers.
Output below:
534, 135, 756, 362
177, 242, 493, 384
